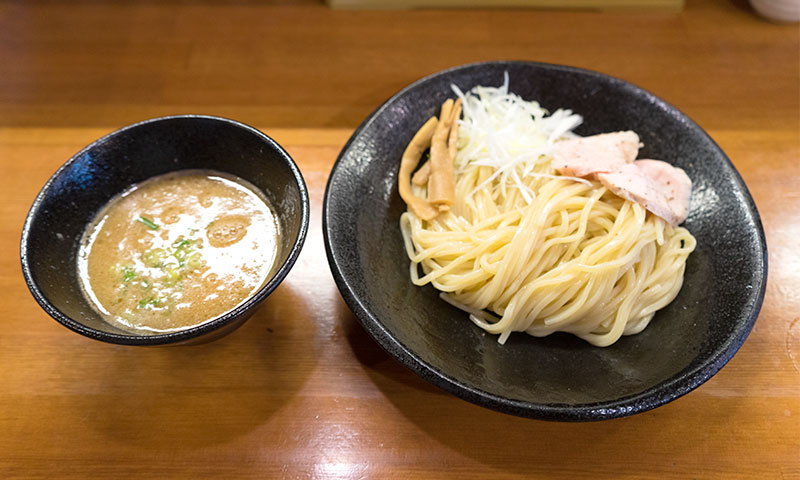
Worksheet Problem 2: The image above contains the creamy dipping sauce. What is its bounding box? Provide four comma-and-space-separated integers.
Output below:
77, 170, 280, 334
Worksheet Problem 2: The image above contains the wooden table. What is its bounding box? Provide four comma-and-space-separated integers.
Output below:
1, 1, 798, 478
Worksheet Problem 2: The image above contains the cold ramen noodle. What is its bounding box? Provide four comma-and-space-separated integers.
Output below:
399, 76, 696, 347
78, 170, 280, 334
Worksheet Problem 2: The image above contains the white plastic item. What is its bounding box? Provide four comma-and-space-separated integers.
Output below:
750, 0, 800, 22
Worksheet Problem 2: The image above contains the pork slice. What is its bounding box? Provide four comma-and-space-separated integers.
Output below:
597, 160, 691, 226
552, 131, 640, 178
635, 159, 692, 225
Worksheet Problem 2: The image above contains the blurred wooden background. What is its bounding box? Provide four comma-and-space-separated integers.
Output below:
325, 0, 684, 11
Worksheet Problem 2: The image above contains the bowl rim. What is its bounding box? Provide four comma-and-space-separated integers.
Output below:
20, 114, 310, 346
322, 60, 768, 421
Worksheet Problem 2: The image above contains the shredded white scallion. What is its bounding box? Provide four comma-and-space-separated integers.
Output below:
450, 73, 584, 202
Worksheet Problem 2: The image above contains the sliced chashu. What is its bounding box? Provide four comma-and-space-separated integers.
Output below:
552, 131, 640, 178
597, 159, 691, 226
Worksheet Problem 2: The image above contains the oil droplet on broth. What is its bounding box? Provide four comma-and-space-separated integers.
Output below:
207, 214, 251, 248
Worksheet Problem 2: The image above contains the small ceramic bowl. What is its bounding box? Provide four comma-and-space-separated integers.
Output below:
21, 115, 309, 345
323, 61, 767, 421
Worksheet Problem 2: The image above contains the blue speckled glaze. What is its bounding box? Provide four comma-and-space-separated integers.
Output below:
21, 115, 310, 346
322, 61, 767, 421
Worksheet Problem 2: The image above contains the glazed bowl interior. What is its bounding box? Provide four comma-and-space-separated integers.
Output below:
323, 61, 767, 421
21, 115, 309, 345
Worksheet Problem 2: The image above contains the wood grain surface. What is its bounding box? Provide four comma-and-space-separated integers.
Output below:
1, 1, 798, 478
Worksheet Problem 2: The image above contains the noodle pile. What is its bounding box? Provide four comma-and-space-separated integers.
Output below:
400, 76, 696, 347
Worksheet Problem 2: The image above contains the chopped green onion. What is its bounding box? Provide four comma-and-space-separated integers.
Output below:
136, 216, 159, 230
186, 252, 203, 270
137, 297, 164, 310
162, 266, 182, 286
170, 238, 196, 267
141, 248, 167, 268
172, 239, 192, 248
121, 267, 136, 283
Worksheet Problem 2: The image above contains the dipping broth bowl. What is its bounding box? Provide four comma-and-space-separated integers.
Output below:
21, 115, 309, 345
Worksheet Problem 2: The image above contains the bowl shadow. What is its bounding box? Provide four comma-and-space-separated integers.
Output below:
77, 282, 317, 450
338, 296, 751, 475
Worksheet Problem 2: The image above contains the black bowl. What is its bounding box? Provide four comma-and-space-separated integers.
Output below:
21, 115, 309, 345
323, 61, 767, 421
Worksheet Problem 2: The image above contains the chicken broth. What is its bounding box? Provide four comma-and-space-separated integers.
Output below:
77, 170, 279, 334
